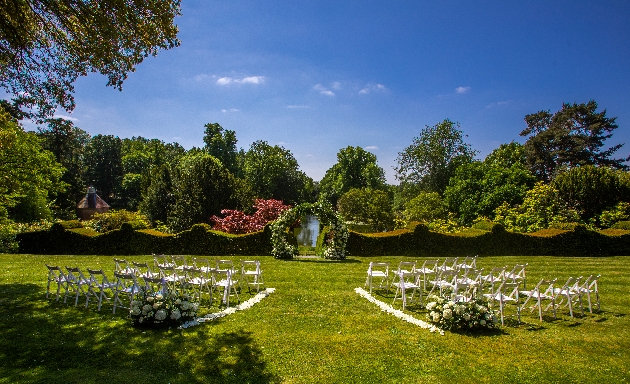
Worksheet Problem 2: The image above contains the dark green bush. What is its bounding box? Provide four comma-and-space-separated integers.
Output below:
612, 221, 630, 230
58, 220, 83, 229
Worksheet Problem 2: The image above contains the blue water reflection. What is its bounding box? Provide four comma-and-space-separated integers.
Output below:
294, 215, 320, 247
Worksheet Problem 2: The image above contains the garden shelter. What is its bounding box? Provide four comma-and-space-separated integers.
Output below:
76, 186, 110, 220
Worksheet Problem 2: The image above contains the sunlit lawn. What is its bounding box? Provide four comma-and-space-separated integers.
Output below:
0, 254, 628, 383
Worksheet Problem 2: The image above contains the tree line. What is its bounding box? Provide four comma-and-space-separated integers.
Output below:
1, 99, 629, 235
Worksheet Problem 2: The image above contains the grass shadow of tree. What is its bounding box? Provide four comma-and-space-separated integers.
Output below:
0, 283, 279, 383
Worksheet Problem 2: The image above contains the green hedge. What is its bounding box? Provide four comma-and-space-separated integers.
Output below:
15, 221, 630, 256
345, 223, 630, 256
16, 223, 272, 256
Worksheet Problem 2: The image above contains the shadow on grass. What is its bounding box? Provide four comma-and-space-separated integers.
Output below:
0, 283, 280, 384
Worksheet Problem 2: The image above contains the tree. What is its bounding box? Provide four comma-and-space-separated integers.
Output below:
337, 188, 394, 232
396, 119, 476, 194
520, 100, 629, 182
119, 137, 185, 210
319, 146, 387, 206
83, 134, 123, 204
403, 192, 448, 223
242, 140, 312, 205
139, 165, 174, 225
168, 152, 239, 232
37, 118, 90, 216
0, 109, 65, 220
1, 0, 180, 120
552, 165, 630, 224
203, 123, 239, 175
444, 146, 536, 225
493, 182, 580, 233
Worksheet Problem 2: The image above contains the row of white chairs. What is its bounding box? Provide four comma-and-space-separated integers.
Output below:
46, 258, 265, 313
488, 274, 601, 325
366, 260, 600, 323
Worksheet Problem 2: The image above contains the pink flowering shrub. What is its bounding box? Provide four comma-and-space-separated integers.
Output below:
211, 199, 291, 234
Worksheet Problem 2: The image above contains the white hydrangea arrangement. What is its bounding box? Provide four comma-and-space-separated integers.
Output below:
425, 294, 497, 332
130, 289, 199, 328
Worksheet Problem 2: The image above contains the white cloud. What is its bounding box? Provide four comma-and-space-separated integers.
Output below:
332, 82, 342, 90
365, 146, 379, 150
239, 76, 265, 84
53, 114, 79, 122
286, 105, 310, 109
359, 83, 389, 95
313, 84, 335, 96
216, 76, 266, 86
455, 86, 471, 94
221, 108, 240, 113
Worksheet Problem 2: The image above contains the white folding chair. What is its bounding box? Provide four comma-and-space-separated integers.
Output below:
365, 262, 390, 294
87, 268, 116, 311
576, 274, 601, 313
132, 261, 157, 279
440, 257, 459, 272
182, 266, 213, 304
141, 275, 168, 295
391, 261, 417, 289
392, 271, 422, 310
114, 258, 134, 274
153, 254, 174, 269
416, 259, 439, 290
213, 269, 239, 307
554, 276, 584, 318
172, 255, 188, 272
433, 269, 459, 297
456, 255, 478, 270
505, 263, 528, 289
485, 280, 521, 326
480, 266, 507, 296
65, 266, 93, 307
240, 260, 265, 293
112, 271, 141, 314
158, 265, 182, 294
46, 264, 69, 301
519, 278, 557, 321
194, 257, 215, 275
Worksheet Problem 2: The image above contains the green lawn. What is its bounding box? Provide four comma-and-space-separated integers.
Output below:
1, 254, 628, 383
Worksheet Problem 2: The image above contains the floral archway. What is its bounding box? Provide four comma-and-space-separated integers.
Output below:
270, 202, 348, 260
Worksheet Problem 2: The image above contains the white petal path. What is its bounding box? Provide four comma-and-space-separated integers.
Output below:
354, 287, 444, 335
179, 288, 276, 329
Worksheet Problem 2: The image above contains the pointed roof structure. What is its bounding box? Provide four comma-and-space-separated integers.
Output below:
76, 186, 110, 220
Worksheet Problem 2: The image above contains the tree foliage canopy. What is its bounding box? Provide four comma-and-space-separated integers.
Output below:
1, 0, 181, 119
552, 165, 630, 223
168, 152, 239, 232
396, 119, 476, 194
520, 100, 628, 182
444, 147, 536, 225
36, 118, 90, 214
0, 109, 65, 218
337, 188, 393, 232
319, 146, 386, 206
203, 123, 238, 175
243, 140, 312, 205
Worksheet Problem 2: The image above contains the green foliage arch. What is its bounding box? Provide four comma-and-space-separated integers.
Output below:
270, 202, 348, 260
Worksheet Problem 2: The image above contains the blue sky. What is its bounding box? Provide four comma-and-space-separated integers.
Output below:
36, 1, 630, 183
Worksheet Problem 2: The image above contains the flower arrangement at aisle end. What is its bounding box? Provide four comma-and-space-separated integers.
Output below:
425, 294, 498, 332
130, 289, 199, 328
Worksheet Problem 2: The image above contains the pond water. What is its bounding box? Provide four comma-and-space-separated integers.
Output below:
294, 215, 320, 247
